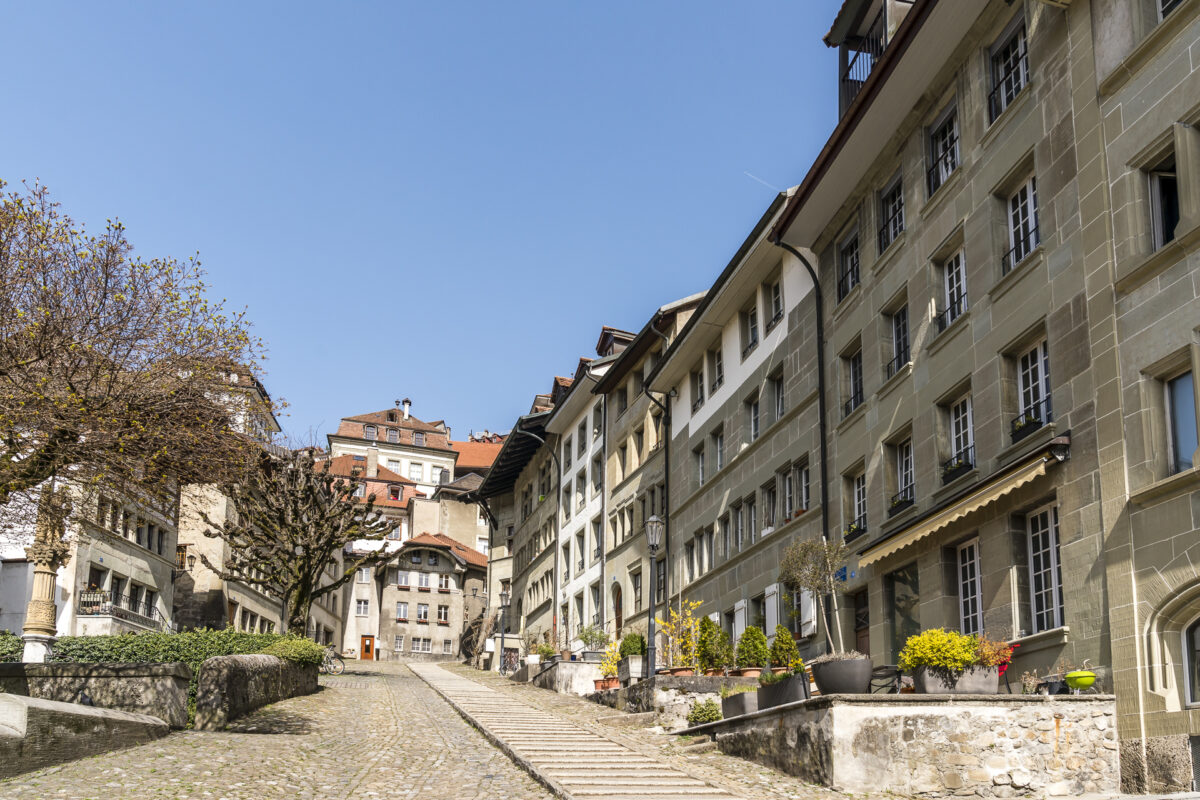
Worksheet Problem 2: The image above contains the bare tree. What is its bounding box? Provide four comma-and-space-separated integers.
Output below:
0, 181, 267, 513
200, 449, 397, 633
779, 537, 849, 653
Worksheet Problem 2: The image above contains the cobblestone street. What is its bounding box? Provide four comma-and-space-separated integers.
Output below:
0, 662, 554, 800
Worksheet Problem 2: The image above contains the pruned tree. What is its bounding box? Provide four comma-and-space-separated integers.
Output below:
779, 537, 849, 653
200, 449, 397, 633
0, 181, 267, 514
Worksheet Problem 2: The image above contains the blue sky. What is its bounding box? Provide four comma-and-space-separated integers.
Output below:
4, 2, 843, 441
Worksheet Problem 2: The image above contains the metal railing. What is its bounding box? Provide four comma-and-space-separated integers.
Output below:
877, 204, 905, 253
1011, 398, 1053, 443
927, 140, 960, 196
886, 350, 910, 380
844, 388, 864, 418
988, 54, 1029, 122
941, 445, 976, 484
843, 514, 868, 543
935, 298, 968, 333
1001, 226, 1040, 275
889, 486, 915, 517
840, 11, 885, 112
76, 590, 165, 630
837, 265, 859, 302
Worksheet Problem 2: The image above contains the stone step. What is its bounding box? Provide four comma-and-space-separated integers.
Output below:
595, 710, 658, 727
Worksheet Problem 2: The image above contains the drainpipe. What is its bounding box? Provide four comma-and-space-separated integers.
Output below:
579, 364, 608, 637
645, 317, 673, 665
512, 428, 561, 648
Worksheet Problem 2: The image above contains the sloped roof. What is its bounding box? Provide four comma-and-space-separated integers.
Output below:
403, 532, 488, 570
334, 410, 455, 452
314, 455, 421, 509
450, 438, 505, 472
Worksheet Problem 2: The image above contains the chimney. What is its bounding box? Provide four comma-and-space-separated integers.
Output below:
366, 446, 379, 478
402, 398, 411, 420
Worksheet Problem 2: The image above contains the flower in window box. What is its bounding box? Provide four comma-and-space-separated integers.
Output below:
844, 522, 862, 537
1013, 417, 1030, 431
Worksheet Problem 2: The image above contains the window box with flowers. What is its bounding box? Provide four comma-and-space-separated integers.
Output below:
437, 620, 449, 626
396, 617, 408, 623
418, 587, 431, 593
416, 619, 429, 625
437, 588, 451, 594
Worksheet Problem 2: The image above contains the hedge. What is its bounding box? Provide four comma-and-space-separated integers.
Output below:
0, 630, 21, 662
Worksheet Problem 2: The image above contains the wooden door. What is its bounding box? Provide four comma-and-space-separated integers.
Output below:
361, 635, 374, 661
611, 584, 623, 633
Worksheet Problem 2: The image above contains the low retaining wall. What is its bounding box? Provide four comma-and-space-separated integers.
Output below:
0, 693, 169, 778
530, 660, 601, 696
590, 674, 759, 731
684, 693, 1118, 798
193, 654, 317, 731
0, 661, 191, 729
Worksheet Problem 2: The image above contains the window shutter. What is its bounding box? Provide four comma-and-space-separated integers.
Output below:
733, 599, 747, 642
800, 590, 817, 638
765, 583, 780, 641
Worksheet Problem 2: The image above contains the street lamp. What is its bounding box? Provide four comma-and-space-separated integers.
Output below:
645, 515, 665, 679
499, 587, 511, 675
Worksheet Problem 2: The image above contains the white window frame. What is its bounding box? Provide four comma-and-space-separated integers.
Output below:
896, 439, 914, 495
772, 375, 785, 421
783, 471, 795, 517
713, 430, 725, 471
355, 599, 369, 616
1027, 505, 1064, 634
443, 639, 453, 655
852, 473, 867, 525
1149, 160, 1179, 250
837, 231, 861, 301
878, 176, 905, 252
928, 104, 959, 195
943, 250, 967, 323
397, 601, 409, 620
799, 465, 811, 511
891, 306, 910, 367
957, 539, 983, 635
417, 603, 429, 621
437, 605, 449, 623
989, 19, 1029, 121
356, 567, 370, 583
748, 396, 761, 440
1006, 176, 1039, 270
1018, 339, 1052, 422
950, 395, 974, 458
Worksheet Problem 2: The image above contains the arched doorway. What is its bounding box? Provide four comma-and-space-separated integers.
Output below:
611, 583, 623, 634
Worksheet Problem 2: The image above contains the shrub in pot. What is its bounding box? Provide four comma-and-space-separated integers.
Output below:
535, 643, 557, 663
716, 630, 736, 676
687, 698, 722, 727
735, 627, 769, 677
719, 684, 758, 718
769, 625, 800, 672
808, 650, 872, 694
698, 616, 722, 675
594, 641, 621, 691
618, 633, 646, 657
757, 656, 810, 709
578, 624, 609, 659
898, 629, 1010, 694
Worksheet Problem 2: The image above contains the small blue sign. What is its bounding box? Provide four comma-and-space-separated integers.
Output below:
835, 566, 847, 582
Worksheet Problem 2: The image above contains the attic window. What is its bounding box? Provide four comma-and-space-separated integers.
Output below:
352, 455, 366, 461
387, 411, 397, 422
363, 425, 377, 440
413, 432, 426, 446
387, 428, 399, 443
389, 486, 401, 501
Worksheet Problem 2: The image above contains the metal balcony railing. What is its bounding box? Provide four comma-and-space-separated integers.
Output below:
1001, 226, 1040, 275
1011, 398, 1052, 443
935, 298, 968, 333
76, 590, 165, 630
843, 514, 868, 543
889, 486, 915, 517
941, 445, 976, 484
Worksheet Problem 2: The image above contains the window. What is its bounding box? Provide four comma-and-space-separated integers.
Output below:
633, 428, 644, 461
782, 470, 795, 517
712, 429, 725, 471
747, 395, 761, 441
418, 571, 430, 588
878, 177, 905, 253
1167, 371, 1197, 474
685, 541, 696, 583
708, 347, 725, 393
363, 425, 377, 440
439, 573, 451, 590
746, 497, 757, 544
720, 515, 731, 557
741, 303, 760, 358
888, 307, 910, 378
563, 436, 573, 467
1003, 176, 1039, 274
1027, 506, 1064, 633
417, 603, 429, 621
1013, 340, 1052, 441
616, 387, 628, 414
428, 554, 438, 566
694, 445, 705, 485
356, 567, 370, 583
891, 438, 914, 514
766, 280, 784, 330
886, 562, 921, 658
577, 423, 587, 457
353, 484, 365, 498
846, 471, 867, 539
631, 571, 643, 612
592, 404, 603, 439
437, 605, 449, 623
408, 463, 423, 481
397, 601, 409, 620
410, 552, 422, 565
763, 482, 777, 529
411, 637, 431, 653
939, 250, 968, 332
733, 504, 745, 551
388, 485, 401, 501
395, 634, 404, 650
356, 599, 369, 616
837, 233, 860, 302
844, 349, 864, 417
927, 106, 959, 195
413, 432, 425, 446
1150, 156, 1180, 250
431, 466, 443, 484
989, 21, 1029, 121
690, 366, 705, 412
957, 539, 983, 635
943, 395, 975, 482
798, 464, 811, 511
771, 374, 785, 422
655, 559, 666, 604
397, 570, 409, 587
1162, 0, 1184, 16
387, 427, 399, 443
443, 639, 453, 655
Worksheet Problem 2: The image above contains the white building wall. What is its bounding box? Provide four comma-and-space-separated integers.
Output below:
558, 402, 605, 649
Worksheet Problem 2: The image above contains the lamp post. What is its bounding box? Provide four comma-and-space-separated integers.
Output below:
499, 587, 511, 675
645, 515, 664, 679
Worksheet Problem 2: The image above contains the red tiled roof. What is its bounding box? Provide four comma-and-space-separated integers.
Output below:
404, 532, 488, 569
450, 438, 505, 472
314, 455, 420, 508
334, 411, 454, 452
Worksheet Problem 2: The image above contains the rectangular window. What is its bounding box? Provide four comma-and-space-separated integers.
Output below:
713, 429, 725, 471
847, 472, 867, 538
888, 307, 910, 378
746, 498, 757, 544
387, 427, 399, 443
927, 106, 960, 195
563, 437, 573, 467
690, 366, 705, 412
632, 571, 643, 612
428, 554, 438, 566
408, 463, 423, 481
958, 539, 983, 635
799, 464, 811, 511
939, 250, 968, 332
747, 396, 761, 441
1003, 176, 1039, 274
395, 634, 404, 651
844, 350, 864, 417
577, 423, 587, 457
1013, 340, 1052, 441
709, 347, 725, 393
438, 573, 451, 590
437, 605, 449, 623
592, 404, 603, 438
1027, 506, 1064, 633
417, 603, 429, 621
431, 466, 444, 485
655, 559, 666, 604
771, 375, 785, 421
837, 233, 861, 302
886, 562, 921, 659
356, 599, 369, 616
418, 571, 430, 588
1162, 0, 1184, 16
397, 601, 409, 620
1150, 156, 1180, 250
742, 304, 760, 357
878, 178, 905, 253
720, 515, 731, 557
694, 445, 705, 485
892, 439, 914, 514
443, 639, 453, 655
1167, 371, 1198, 474
763, 483, 777, 529
766, 280, 784, 330
783, 471, 795, 517
734, 504, 745, 551
413, 432, 425, 446
989, 21, 1029, 121
356, 567, 370, 583
685, 542, 696, 583
363, 425, 377, 440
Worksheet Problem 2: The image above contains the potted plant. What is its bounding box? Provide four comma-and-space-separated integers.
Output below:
735, 626, 769, 677
656, 600, 702, 675
780, 537, 872, 694
697, 616, 722, 675
898, 629, 1008, 694
769, 624, 800, 674
617, 632, 646, 684
594, 641, 621, 691
719, 684, 758, 718
535, 642, 556, 664
578, 624, 609, 661
757, 631, 810, 710
716, 630, 736, 676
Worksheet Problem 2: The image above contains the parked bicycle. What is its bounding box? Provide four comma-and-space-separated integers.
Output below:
319, 646, 345, 675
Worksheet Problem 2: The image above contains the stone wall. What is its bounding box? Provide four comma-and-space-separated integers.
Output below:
591, 674, 759, 731
530, 660, 600, 696
685, 694, 1117, 798
0, 693, 169, 778
193, 654, 317, 731
0, 661, 190, 729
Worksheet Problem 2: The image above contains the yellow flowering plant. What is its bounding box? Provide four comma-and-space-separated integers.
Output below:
600, 641, 621, 679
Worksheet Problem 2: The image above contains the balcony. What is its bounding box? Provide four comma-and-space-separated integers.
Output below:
1001, 226, 1040, 276
843, 515, 868, 543
1011, 398, 1052, 444
76, 591, 167, 632
839, 10, 886, 115
941, 445, 976, 485
889, 486, 915, 517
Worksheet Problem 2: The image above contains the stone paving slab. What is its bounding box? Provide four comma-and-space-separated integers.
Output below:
0, 661, 553, 800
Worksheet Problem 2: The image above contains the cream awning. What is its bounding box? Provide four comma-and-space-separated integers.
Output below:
858, 456, 1051, 567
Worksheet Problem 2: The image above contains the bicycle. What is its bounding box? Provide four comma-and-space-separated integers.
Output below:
319, 646, 345, 675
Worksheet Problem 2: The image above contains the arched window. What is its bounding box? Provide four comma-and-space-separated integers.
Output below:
1187, 617, 1200, 703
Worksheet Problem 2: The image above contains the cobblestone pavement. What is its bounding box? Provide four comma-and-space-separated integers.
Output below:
0, 661, 554, 800
437, 663, 888, 800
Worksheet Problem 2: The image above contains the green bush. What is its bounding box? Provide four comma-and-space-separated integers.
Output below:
578, 624, 608, 651
697, 616, 721, 672
759, 669, 788, 686
769, 625, 800, 668
716, 630, 736, 671
897, 628, 978, 675
0, 630, 22, 662
535, 642, 557, 661
618, 633, 646, 657
735, 626, 769, 669
686, 698, 722, 726
261, 638, 326, 665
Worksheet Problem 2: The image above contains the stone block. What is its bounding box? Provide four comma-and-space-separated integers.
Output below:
0, 661, 191, 729
193, 654, 317, 731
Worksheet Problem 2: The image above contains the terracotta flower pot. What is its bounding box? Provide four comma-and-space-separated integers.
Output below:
771, 667, 788, 675
594, 677, 619, 691
703, 668, 717, 676
670, 667, 695, 676
738, 667, 763, 678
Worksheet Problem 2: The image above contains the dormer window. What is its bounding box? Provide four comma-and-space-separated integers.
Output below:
413, 432, 425, 446
387, 428, 399, 443
389, 485, 401, 501
363, 425, 377, 440
387, 411, 397, 423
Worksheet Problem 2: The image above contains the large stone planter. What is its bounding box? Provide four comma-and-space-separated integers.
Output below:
618, 655, 644, 686
810, 657, 872, 694
721, 691, 758, 718
757, 674, 811, 709
912, 665, 999, 694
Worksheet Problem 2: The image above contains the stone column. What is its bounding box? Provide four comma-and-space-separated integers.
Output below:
21, 487, 72, 663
